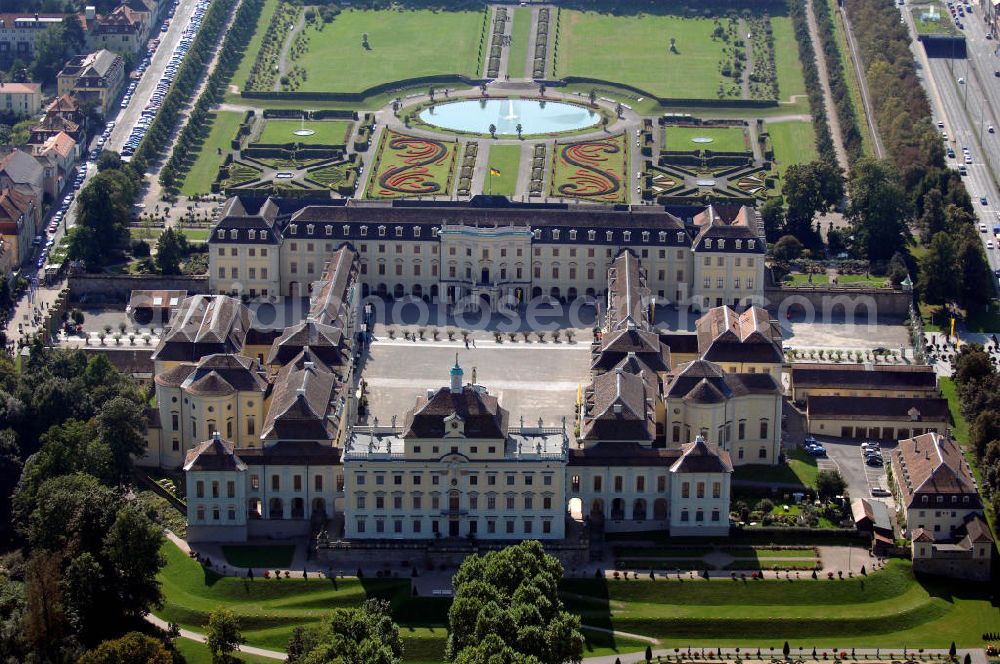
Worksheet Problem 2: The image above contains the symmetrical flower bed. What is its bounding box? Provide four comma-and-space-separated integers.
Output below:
370, 130, 457, 198
550, 134, 626, 203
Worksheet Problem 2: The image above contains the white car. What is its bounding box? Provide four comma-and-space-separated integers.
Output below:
989, 241, 996, 249
959, 77, 966, 84
981, 223, 989, 232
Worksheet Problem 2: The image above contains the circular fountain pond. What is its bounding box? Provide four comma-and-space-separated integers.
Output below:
418, 98, 600, 136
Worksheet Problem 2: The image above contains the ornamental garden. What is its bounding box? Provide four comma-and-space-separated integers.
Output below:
163, 0, 826, 208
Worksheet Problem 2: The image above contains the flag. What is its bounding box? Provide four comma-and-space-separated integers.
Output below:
489, 168, 501, 176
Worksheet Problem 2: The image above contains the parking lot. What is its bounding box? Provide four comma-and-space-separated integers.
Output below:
803, 436, 897, 514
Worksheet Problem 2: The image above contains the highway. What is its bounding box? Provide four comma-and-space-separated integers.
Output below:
901, 1, 1000, 292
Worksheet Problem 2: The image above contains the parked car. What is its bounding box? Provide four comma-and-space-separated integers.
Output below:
866, 456, 884, 466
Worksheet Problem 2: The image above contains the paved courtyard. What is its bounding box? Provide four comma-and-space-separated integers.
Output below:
360, 339, 591, 431
781, 317, 910, 351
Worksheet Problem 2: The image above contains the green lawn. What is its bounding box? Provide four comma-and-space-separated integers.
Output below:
221, 545, 295, 568
507, 7, 532, 79
768, 119, 818, 168
939, 377, 968, 444
836, 274, 888, 286
174, 638, 276, 664
664, 125, 749, 153
787, 273, 830, 285
771, 15, 807, 101
228, 0, 281, 100
560, 559, 1000, 646
178, 111, 244, 196
484, 144, 520, 196
295, 8, 487, 93
553, 10, 736, 100
825, 0, 873, 155
177, 228, 210, 243
912, 4, 960, 35
257, 119, 353, 145
733, 447, 819, 488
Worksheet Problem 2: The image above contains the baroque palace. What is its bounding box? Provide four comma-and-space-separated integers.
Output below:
143, 197, 783, 544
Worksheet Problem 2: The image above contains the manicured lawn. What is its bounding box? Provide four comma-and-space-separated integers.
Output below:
257, 119, 353, 145
174, 638, 275, 664
560, 560, 1000, 646
733, 447, 820, 488
939, 377, 968, 444
228, 0, 280, 100
771, 15, 807, 101
836, 274, 888, 286
507, 7, 532, 79
787, 273, 830, 285
912, 4, 959, 35
295, 8, 488, 93
484, 144, 520, 196
768, 119, 818, 168
553, 10, 736, 99
221, 545, 295, 568
178, 111, 244, 196
368, 130, 457, 199
177, 228, 210, 243
664, 125, 749, 153
550, 134, 627, 203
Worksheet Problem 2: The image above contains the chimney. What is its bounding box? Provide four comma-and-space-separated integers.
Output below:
296, 386, 306, 397
426, 388, 434, 399
85, 6, 96, 20
613, 403, 623, 415
303, 361, 314, 370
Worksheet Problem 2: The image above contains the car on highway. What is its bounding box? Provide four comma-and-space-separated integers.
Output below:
966, 155, 973, 164
981, 223, 989, 232
870, 487, 891, 498
989, 241, 995, 249
937, 120, 944, 128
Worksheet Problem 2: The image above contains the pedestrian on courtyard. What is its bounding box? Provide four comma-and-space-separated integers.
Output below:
471, 338, 476, 348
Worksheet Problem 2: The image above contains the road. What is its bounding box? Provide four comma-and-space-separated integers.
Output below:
901, 2, 1000, 294
106, 0, 200, 153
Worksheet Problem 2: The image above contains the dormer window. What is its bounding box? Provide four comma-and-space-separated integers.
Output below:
342, 225, 350, 235
432, 227, 439, 237
735, 239, 742, 249
569, 229, 577, 240
659, 231, 666, 242
605, 230, 613, 242
360, 226, 368, 236
676, 231, 685, 242
289, 224, 297, 235
642, 231, 649, 242
705, 239, 712, 249
325, 225, 333, 236
229, 229, 238, 240
306, 224, 314, 235
395, 226, 403, 237
718, 239, 725, 249
623, 231, 631, 242
533, 229, 541, 239
588, 230, 596, 240
413, 226, 421, 237
260, 231, 268, 240
378, 225, 386, 237
216, 229, 225, 239
248, 229, 256, 240
748, 240, 755, 249
552, 229, 560, 240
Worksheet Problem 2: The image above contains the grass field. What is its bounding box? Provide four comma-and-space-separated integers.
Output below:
368, 130, 457, 199
560, 559, 1000, 646
221, 545, 295, 568
825, 0, 873, 155
174, 638, 275, 664
550, 134, 627, 203
664, 125, 749, 152
178, 111, 244, 196
157, 542, 647, 662
912, 3, 959, 35
507, 7, 532, 79
295, 9, 487, 93
553, 10, 734, 100
768, 119, 818, 168
484, 144, 520, 196
257, 119, 353, 145
226, 0, 280, 102
733, 447, 820, 488
771, 15, 808, 101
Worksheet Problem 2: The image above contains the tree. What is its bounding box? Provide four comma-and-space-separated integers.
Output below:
288, 598, 403, 664
589, 89, 597, 105
954, 227, 993, 310
31, 24, 68, 82
771, 235, 803, 261
489, 124, 497, 138
917, 187, 946, 243
970, 410, 1000, 458
96, 395, 146, 481
816, 469, 847, 499
670, 36, 677, 53
155, 227, 187, 275
79, 632, 172, 664
362, 32, 369, 49
96, 151, 123, 172
886, 251, 909, 286
515, 123, 523, 138
847, 158, 911, 261
23, 551, 72, 661
760, 197, 785, 242
783, 642, 790, 657
645, 644, 653, 662
917, 232, 958, 306
782, 160, 843, 246
446, 541, 584, 664
101, 506, 166, 621
207, 609, 245, 663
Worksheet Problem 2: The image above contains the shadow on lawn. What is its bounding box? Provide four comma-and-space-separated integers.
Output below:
557, 576, 619, 653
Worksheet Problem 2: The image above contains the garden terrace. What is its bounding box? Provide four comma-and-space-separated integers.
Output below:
367, 130, 458, 199
550, 134, 628, 204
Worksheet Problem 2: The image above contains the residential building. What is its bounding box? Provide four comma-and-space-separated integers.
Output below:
56, 49, 125, 115
890, 432, 992, 581
790, 363, 938, 403
0, 82, 41, 118
30, 131, 78, 201
0, 13, 74, 64
0, 187, 39, 265
87, 5, 145, 55
805, 395, 949, 440
207, 198, 766, 312
0, 149, 44, 202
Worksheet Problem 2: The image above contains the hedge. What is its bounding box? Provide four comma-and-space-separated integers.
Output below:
788, 0, 837, 162
241, 74, 487, 102
546, 77, 780, 108
812, 0, 864, 161
311, 109, 359, 120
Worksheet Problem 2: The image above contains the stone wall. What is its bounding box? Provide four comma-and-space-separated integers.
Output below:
913, 555, 991, 582
763, 285, 912, 320
68, 274, 210, 304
